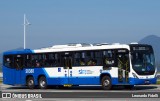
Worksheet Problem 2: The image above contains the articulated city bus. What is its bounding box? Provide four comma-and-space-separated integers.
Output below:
2, 43, 157, 89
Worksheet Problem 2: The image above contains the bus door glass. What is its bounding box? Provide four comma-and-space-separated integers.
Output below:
63, 52, 72, 84
14, 54, 23, 84
116, 49, 130, 83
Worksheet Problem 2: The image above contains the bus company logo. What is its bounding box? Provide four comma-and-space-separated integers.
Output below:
2, 93, 11, 98
79, 69, 93, 74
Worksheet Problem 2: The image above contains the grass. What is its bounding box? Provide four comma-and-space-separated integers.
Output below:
157, 80, 160, 84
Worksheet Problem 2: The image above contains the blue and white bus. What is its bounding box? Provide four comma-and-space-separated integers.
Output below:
2, 43, 157, 89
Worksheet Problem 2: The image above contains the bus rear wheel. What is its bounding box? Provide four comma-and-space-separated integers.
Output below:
101, 76, 112, 90
27, 77, 35, 89
38, 76, 47, 89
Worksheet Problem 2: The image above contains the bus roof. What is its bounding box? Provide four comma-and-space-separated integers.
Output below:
3, 43, 151, 55
3, 49, 33, 55
34, 43, 130, 53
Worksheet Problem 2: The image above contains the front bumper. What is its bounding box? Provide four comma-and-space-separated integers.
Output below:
130, 78, 157, 85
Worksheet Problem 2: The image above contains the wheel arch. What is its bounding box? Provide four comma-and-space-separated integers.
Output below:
26, 75, 34, 84
38, 74, 47, 89
100, 73, 112, 83
37, 75, 46, 83
26, 75, 35, 89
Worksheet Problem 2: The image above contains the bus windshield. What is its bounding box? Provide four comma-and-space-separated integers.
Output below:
131, 46, 155, 75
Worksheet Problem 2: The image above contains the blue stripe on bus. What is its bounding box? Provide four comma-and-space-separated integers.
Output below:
3, 49, 33, 55
3, 66, 157, 86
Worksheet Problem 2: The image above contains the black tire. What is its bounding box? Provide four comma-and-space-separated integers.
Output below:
38, 76, 47, 89
27, 77, 35, 89
101, 76, 112, 90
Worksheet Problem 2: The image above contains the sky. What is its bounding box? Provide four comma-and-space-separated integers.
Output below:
0, 0, 160, 53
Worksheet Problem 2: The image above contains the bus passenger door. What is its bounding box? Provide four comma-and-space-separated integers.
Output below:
14, 55, 23, 84
63, 54, 72, 84
117, 49, 130, 84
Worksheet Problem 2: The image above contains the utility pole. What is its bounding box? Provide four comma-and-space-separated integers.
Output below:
23, 14, 30, 49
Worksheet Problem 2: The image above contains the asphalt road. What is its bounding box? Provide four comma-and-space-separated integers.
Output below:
0, 84, 160, 101
1, 84, 160, 92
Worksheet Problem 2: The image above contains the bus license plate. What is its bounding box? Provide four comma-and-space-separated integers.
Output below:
145, 80, 150, 84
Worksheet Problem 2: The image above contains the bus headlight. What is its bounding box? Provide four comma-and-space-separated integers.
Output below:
132, 73, 138, 78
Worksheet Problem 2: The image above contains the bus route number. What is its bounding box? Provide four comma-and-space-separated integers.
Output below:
25, 69, 34, 74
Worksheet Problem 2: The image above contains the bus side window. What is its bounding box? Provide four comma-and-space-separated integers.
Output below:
25, 55, 32, 67
43, 53, 51, 67
55, 53, 60, 67
73, 51, 102, 66
4, 55, 13, 68
14, 55, 23, 70
73, 52, 81, 66
31, 54, 43, 67
103, 50, 115, 68
94, 51, 103, 66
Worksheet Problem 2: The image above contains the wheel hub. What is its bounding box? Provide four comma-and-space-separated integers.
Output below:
104, 80, 110, 87
29, 80, 33, 86
40, 80, 45, 87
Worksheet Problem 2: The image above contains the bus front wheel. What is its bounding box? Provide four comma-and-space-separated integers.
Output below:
38, 76, 47, 89
27, 77, 35, 89
101, 76, 112, 90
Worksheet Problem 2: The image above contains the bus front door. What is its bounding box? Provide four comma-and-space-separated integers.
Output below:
64, 56, 72, 85
117, 50, 130, 84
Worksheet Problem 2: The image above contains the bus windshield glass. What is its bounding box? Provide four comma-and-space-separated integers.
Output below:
130, 45, 155, 75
